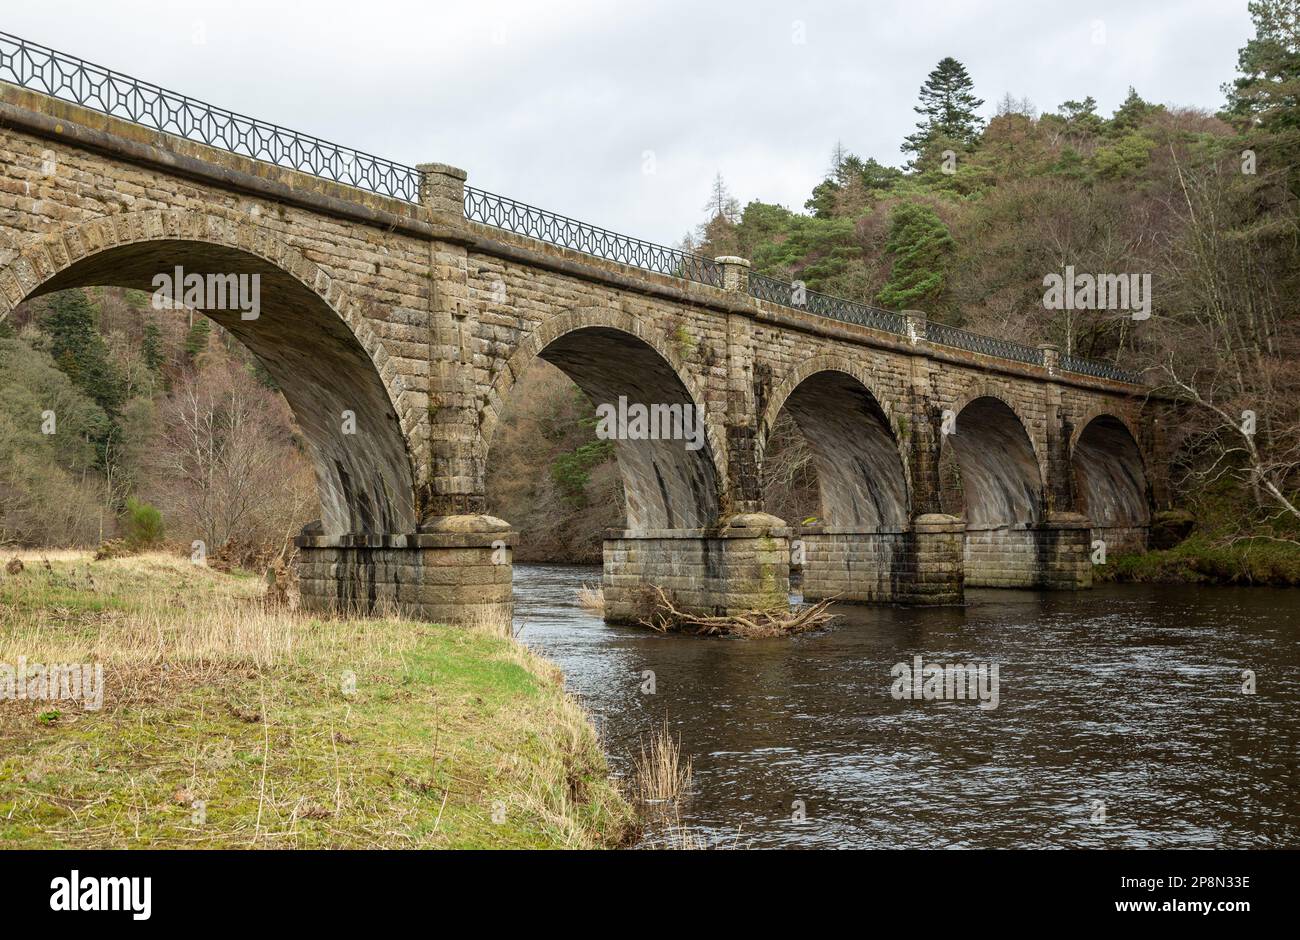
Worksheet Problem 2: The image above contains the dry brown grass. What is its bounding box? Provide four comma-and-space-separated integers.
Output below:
575, 583, 604, 614
0, 550, 636, 849
633, 720, 692, 805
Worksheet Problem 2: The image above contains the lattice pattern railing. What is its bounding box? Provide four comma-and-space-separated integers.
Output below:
1060, 354, 1142, 384
746, 272, 907, 334
464, 186, 724, 287
923, 321, 1044, 365
0, 30, 1143, 384
0, 32, 423, 201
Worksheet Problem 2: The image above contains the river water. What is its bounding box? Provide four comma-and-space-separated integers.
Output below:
513, 564, 1299, 849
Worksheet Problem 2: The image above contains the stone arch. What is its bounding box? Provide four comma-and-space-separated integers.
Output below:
758, 355, 909, 529
940, 389, 1045, 528
1070, 413, 1151, 540
1068, 403, 1142, 456
0, 208, 418, 536
480, 306, 726, 530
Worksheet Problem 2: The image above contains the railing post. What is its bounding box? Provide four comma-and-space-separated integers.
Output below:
903, 309, 927, 346
1039, 343, 1059, 376
714, 256, 751, 294
417, 162, 467, 216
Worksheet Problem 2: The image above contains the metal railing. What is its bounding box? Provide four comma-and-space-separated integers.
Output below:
464, 186, 724, 287
749, 272, 907, 334
924, 320, 1044, 365
0, 32, 423, 201
0, 30, 1143, 385
1060, 353, 1142, 384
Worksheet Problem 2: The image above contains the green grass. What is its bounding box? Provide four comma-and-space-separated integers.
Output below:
1099, 533, 1300, 586
0, 551, 635, 849
1097, 480, 1300, 586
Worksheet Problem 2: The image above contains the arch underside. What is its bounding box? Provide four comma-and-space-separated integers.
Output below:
942, 397, 1042, 529
536, 327, 719, 531
942, 396, 1044, 588
32, 239, 416, 536
771, 370, 909, 604
1072, 415, 1150, 554
778, 371, 908, 529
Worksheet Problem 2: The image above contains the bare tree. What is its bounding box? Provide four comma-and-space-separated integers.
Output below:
148, 339, 316, 563
1152, 144, 1300, 538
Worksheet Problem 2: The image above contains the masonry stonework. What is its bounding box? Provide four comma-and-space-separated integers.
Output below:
0, 83, 1162, 624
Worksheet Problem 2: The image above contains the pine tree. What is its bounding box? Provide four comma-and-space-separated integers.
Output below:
1223, 0, 1300, 133
141, 321, 165, 374
184, 316, 212, 366
42, 288, 125, 417
1058, 96, 1105, 136
875, 202, 955, 314
902, 57, 985, 155
1110, 87, 1156, 134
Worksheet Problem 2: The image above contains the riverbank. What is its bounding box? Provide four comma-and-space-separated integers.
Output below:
1099, 537, 1300, 586
0, 551, 635, 848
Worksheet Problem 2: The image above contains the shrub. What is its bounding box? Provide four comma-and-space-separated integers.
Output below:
123, 498, 164, 550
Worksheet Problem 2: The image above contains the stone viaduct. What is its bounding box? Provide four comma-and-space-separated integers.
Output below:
0, 35, 1168, 625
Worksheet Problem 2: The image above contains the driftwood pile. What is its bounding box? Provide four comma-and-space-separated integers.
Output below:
636, 584, 836, 638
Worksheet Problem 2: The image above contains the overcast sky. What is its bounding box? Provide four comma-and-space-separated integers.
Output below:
8, 1, 1253, 245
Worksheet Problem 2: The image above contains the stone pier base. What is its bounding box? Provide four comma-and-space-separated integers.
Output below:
1091, 524, 1149, 558
963, 514, 1092, 589
295, 515, 514, 626
796, 513, 965, 605
602, 513, 790, 623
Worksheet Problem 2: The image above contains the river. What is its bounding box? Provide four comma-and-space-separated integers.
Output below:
512, 564, 1299, 848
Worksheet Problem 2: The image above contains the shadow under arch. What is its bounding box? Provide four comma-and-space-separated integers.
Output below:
9, 224, 417, 537
761, 367, 909, 529
1071, 414, 1151, 554
941, 394, 1043, 528
484, 322, 722, 531
940, 394, 1047, 588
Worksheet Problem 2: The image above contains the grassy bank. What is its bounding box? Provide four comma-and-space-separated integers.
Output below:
1099, 534, 1300, 587
0, 551, 634, 848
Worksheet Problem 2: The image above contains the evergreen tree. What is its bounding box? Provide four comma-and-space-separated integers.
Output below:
1223, 0, 1300, 133
875, 202, 955, 314
141, 321, 165, 374
184, 316, 212, 366
1058, 96, 1105, 136
902, 57, 985, 156
41, 289, 125, 417
1109, 87, 1158, 134
806, 145, 902, 217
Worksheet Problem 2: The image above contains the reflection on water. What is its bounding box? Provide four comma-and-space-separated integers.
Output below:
512, 564, 1300, 849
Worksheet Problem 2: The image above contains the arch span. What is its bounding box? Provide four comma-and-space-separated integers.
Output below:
760, 366, 908, 529
2, 210, 418, 536
941, 394, 1048, 588
1071, 414, 1150, 554
941, 394, 1043, 528
483, 313, 723, 531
